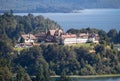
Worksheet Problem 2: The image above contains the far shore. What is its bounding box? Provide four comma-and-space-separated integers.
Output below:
50, 74, 120, 78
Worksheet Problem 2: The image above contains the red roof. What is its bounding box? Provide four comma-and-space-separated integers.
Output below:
49, 30, 56, 36
35, 33, 46, 37
79, 33, 89, 38
61, 34, 76, 38
22, 34, 37, 40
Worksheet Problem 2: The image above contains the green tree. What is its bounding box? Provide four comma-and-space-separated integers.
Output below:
0, 40, 13, 81
80, 64, 96, 75
16, 65, 32, 81
14, 46, 48, 75
59, 71, 72, 81
36, 66, 45, 81
43, 68, 50, 81
116, 31, 120, 43
0, 40, 13, 55
0, 66, 12, 81
98, 30, 110, 45
36, 65, 50, 81
94, 45, 105, 54
107, 29, 118, 43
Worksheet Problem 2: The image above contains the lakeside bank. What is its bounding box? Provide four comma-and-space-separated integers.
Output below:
50, 74, 120, 78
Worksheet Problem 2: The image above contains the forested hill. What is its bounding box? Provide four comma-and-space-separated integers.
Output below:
0, 12, 61, 41
0, 0, 120, 13
1, 12, 120, 80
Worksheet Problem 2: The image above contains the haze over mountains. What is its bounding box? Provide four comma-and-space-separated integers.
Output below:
0, 0, 120, 13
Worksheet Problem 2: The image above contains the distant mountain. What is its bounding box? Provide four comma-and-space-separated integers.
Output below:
0, 0, 120, 13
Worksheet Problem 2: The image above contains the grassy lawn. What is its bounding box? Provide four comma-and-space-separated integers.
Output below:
68, 43, 91, 48
14, 47, 24, 52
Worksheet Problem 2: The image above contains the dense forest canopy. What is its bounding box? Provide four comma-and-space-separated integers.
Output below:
1, 0, 120, 12
0, 12, 61, 42
0, 13, 120, 81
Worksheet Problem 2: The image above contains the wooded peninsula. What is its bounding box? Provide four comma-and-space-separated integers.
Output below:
0, 12, 120, 81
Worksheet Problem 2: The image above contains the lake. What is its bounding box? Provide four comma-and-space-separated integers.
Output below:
52, 77, 120, 81
75, 78, 120, 81
14, 9, 120, 32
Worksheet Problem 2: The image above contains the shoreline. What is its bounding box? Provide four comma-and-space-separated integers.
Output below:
50, 74, 120, 78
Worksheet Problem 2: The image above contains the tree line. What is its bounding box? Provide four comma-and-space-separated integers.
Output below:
0, 12, 60, 46
1, 41, 120, 81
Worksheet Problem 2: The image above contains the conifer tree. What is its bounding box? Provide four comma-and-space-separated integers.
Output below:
59, 71, 72, 81
36, 65, 51, 81
36, 66, 45, 81
16, 65, 32, 81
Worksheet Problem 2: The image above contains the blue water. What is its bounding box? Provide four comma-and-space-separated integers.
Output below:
52, 77, 120, 81
74, 78, 120, 81
76, 78, 120, 81
14, 9, 120, 32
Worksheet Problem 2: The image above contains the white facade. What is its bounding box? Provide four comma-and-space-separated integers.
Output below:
62, 37, 99, 45
77, 38, 88, 43
63, 38, 77, 45
62, 37, 88, 45
24, 39, 36, 43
